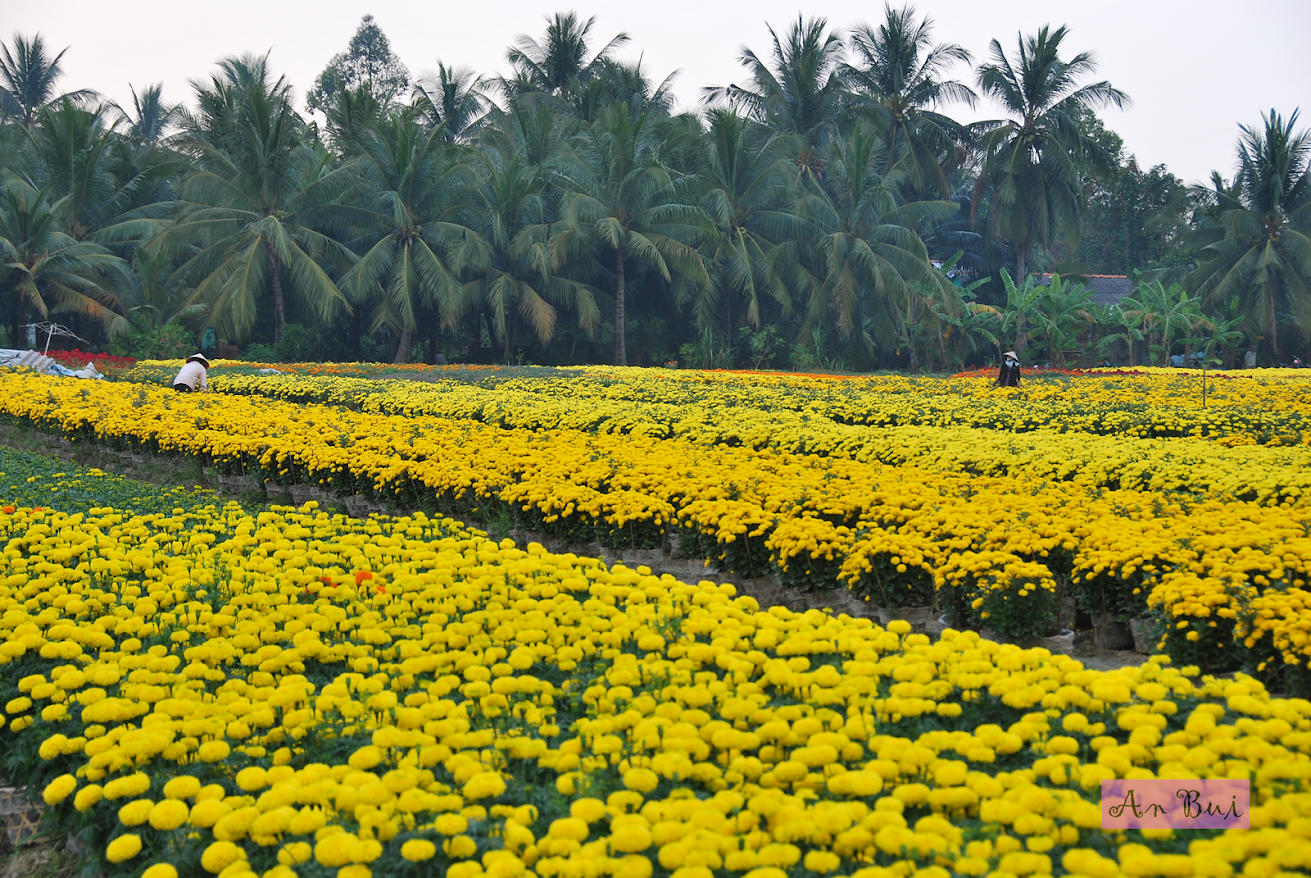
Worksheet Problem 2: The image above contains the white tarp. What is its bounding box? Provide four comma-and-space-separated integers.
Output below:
0, 349, 103, 379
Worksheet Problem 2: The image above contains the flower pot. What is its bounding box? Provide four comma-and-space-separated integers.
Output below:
1091, 612, 1134, 650
1043, 629, 1075, 654
217, 474, 247, 494
874, 606, 933, 632
1129, 618, 1156, 654
289, 485, 322, 507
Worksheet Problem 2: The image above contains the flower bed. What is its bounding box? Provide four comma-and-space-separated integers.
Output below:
120, 365, 1311, 448
47, 349, 138, 376
1, 478, 1308, 878
1, 373, 1310, 690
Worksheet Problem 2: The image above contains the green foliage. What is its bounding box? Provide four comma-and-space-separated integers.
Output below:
306, 15, 410, 114
1186, 110, 1311, 361
106, 321, 192, 360
0, 441, 206, 515
275, 323, 317, 363
1, 20, 1305, 371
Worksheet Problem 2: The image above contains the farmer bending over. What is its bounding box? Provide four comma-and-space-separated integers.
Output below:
173, 353, 209, 392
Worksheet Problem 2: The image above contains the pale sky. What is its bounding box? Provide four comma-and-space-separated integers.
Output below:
10, 0, 1310, 184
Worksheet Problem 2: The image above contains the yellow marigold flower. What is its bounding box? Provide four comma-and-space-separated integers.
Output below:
235, 767, 268, 792
106, 834, 142, 863
118, 799, 154, 827
290, 807, 328, 835
348, 746, 383, 770
103, 772, 150, 800
142, 864, 178, 878
74, 785, 103, 812
570, 798, 607, 823
278, 842, 314, 866
444, 835, 478, 859
197, 741, 230, 762
148, 799, 189, 832
623, 769, 659, 793
401, 839, 437, 862
549, 817, 589, 842
162, 776, 201, 800
213, 806, 260, 841
189, 799, 231, 828
803, 851, 841, 873
42, 774, 76, 806
611, 824, 653, 853
463, 772, 506, 800
316, 833, 359, 867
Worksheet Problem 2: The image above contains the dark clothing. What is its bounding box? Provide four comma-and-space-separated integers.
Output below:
998, 363, 1021, 387
172, 384, 192, 393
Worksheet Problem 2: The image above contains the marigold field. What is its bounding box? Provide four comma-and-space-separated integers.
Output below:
1, 362, 1310, 878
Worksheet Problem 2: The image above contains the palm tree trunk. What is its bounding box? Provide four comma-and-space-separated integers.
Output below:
614, 247, 627, 367
268, 247, 285, 344
393, 323, 413, 364
349, 309, 362, 359
1016, 247, 1026, 285
1267, 282, 1278, 364
8, 291, 20, 353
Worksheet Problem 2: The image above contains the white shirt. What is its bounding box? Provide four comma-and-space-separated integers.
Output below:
173, 361, 208, 391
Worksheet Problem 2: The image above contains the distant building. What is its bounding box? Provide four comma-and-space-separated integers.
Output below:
1032, 274, 1131, 308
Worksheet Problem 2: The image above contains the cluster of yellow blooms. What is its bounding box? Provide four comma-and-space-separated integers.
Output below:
142, 365, 1311, 451
3, 497, 1309, 878
1, 371, 1310, 667
118, 366, 1311, 505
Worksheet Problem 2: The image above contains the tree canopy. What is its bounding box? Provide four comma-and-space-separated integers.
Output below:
1, 11, 1305, 370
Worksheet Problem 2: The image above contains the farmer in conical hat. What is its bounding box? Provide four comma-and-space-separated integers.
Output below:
997, 351, 1021, 387
173, 353, 210, 392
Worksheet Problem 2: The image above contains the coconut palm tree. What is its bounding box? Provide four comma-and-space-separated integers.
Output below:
704, 17, 846, 180
502, 13, 630, 103
795, 123, 958, 366
1187, 110, 1311, 361
412, 63, 489, 141
461, 140, 601, 357
153, 54, 357, 344
843, 4, 975, 197
688, 109, 805, 333
27, 98, 181, 252
339, 114, 476, 363
554, 102, 709, 365
569, 58, 677, 124
115, 84, 181, 145
0, 176, 129, 343
0, 34, 94, 126
971, 25, 1129, 282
